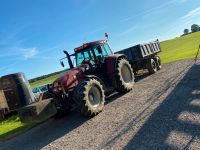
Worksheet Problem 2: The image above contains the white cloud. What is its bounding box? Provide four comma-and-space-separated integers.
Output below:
174, 0, 187, 3
120, 0, 190, 23
120, 0, 180, 23
0, 47, 39, 60
20, 48, 38, 59
119, 26, 137, 36
182, 7, 200, 19
0, 62, 17, 72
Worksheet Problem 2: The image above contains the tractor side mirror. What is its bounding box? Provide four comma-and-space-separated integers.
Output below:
60, 61, 64, 67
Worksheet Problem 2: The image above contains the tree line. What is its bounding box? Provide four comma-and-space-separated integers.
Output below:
183, 24, 200, 36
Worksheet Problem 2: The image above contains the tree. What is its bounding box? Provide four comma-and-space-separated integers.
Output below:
191, 24, 199, 33
184, 29, 189, 35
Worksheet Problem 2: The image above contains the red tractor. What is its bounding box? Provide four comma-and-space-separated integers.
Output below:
51, 39, 134, 117
15, 35, 161, 123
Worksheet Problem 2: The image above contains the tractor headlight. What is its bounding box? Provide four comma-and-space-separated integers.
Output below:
53, 82, 62, 92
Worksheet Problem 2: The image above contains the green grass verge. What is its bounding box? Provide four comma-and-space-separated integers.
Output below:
30, 72, 64, 88
0, 115, 36, 141
159, 32, 200, 63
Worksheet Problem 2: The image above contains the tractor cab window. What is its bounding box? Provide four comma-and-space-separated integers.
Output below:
76, 48, 95, 66
93, 46, 106, 62
93, 46, 102, 56
93, 44, 111, 57
103, 43, 113, 55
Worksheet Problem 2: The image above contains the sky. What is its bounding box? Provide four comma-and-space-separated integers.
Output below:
0, 0, 200, 79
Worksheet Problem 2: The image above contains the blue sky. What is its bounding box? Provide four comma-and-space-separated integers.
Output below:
0, 0, 200, 79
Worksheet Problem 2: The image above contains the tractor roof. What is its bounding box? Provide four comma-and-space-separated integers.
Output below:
74, 40, 107, 52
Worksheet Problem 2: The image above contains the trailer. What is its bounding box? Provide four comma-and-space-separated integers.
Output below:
116, 40, 161, 74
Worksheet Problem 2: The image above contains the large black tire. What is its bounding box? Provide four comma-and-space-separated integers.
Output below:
75, 79, 105, 117
155, 56, 161, 70
147, 58, 157, 74
115, 58, 134, 93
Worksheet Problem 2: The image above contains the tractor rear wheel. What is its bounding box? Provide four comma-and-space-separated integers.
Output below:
75, 79, 105, 117
155, 56, 161, 70
147, 58, 157, 74
115, 58, 134, 93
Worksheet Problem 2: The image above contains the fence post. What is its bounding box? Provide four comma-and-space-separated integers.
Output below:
195, 44, 200, 64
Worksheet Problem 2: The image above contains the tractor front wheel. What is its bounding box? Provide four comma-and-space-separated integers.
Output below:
75, 79, 105, 117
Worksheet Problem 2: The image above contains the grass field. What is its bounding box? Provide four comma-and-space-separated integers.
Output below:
159, 31, 200, 63
1, 31, 200, 141
30, 72, 65, 88
0, 115, 35, 141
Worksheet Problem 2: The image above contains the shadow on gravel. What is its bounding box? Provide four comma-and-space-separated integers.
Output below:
134, 72, 150, 82
124, 63, 200, 149
106, 92, 126, 104
0, 92, 126, 150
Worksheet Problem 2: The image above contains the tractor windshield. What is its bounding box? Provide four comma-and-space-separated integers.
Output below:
76, 48, 95, 66
76, 43, 113, 66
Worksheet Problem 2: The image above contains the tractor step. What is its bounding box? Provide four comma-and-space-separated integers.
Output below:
18, 98, 57, 123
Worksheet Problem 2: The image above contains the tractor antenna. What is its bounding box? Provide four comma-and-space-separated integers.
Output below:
104, 32, 109, 41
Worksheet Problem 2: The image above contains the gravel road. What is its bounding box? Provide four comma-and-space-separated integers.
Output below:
0, 59, 200, 150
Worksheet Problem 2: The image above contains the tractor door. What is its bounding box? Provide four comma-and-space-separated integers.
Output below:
93, 43, 113, 63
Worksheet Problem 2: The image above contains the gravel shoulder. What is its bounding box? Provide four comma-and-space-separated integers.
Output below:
0, 59, 200, 150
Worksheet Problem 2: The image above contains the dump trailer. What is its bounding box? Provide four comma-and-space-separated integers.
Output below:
116, 40, 161, 74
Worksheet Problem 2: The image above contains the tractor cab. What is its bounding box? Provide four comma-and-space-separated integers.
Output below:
74, 40, 113, 67
60, 40, 113, 69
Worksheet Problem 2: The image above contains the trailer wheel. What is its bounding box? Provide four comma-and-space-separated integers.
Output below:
155, 56, 161, 70
115, 58, 134, 93
75, 79, 105, 117
147, 58, 157, 74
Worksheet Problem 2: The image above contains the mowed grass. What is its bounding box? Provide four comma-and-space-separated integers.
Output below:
0, 115, 35, 141
159, 32, 200, 63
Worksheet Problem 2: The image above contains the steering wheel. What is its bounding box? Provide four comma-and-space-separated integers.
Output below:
81, 59, 95, 67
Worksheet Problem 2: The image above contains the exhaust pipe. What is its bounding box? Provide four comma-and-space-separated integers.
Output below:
63, 50, 74, 69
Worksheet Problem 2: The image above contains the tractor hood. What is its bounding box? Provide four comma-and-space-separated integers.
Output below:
52, 64, 89, 93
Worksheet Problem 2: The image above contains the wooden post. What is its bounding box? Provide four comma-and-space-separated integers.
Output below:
0, 90, 8, 119
0, 90, 8, 109
195, 44, 200, 63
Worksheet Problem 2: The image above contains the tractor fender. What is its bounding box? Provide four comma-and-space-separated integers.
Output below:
105, 54, 126, 74
72, 75, 106, 104
79, 75, 106, 90
104, 54, 126, 88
